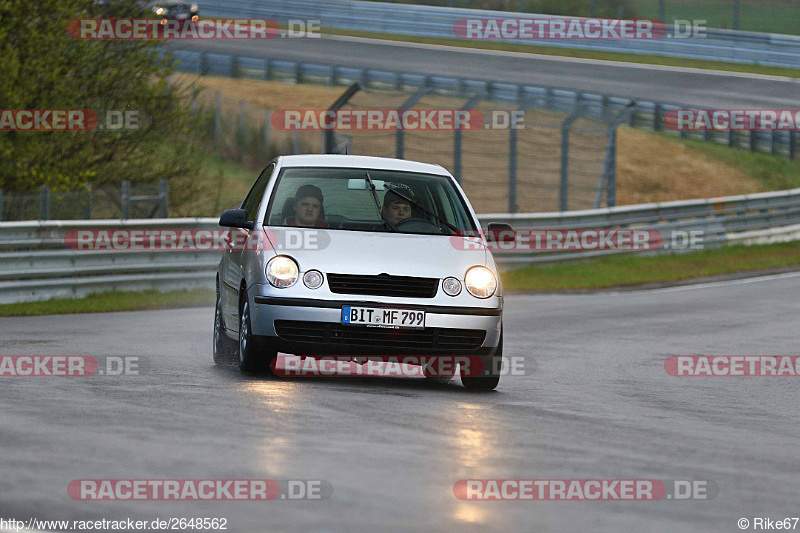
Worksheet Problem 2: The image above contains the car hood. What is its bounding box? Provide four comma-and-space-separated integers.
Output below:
263, 227, 488, 279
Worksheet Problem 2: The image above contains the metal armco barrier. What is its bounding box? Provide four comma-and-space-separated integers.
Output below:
170, 50, 799, 162
3, 188, 800, 303
198, 0, 800, 69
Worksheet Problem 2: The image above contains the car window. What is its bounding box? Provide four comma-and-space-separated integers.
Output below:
264, 167, 477, 235
241, 163, 274, 221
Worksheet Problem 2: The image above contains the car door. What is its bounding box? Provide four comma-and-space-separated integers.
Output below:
221, 163, 274, 327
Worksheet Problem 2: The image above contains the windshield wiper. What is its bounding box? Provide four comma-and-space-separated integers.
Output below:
365, 171, 398, 233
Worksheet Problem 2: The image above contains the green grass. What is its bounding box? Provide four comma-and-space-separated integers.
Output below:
320, 26, 800, 79
502, 241, 800, 291
661, 133, 800, 191
633, 0, 800, 35
0, 289, 214, 317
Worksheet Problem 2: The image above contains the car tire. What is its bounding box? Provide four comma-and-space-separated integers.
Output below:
238, 289, 276, 374
213, 282, 237, 365
461, 326, 502, 391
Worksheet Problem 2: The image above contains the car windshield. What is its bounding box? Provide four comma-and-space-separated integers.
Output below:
265, 167, 477, 236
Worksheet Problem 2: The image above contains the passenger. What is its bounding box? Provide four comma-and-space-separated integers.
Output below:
285, 184, 329, 228
382, 187, 415, 226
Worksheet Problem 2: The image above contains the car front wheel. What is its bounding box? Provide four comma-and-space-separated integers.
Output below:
238, 290, 276, 374
461, 327, 502, 391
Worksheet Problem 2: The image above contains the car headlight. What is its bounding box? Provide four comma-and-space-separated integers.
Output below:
303, 270, 324, 289
464, 266, 497, 299
266, 256, 299, 288
154, 6, 167, 15
442, 276, 462, 297
190, 3, 199, 12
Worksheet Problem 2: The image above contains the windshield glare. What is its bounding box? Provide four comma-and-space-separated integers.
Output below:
265, 167, 477, 236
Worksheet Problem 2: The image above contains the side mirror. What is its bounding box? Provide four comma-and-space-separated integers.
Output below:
486, 222, 514, 244
219, 208, 254, 230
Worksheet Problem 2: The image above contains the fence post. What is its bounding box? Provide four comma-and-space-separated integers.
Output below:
40, 186, 49, 221
85, 184, 92, 219
121, 181, 131, 220
263, 58, 271, 81
0, 189, 3, 222
790, 130, 796, 160
395, 86, 431, 159
324, 82, 361, 154
231, 55, 239, 78
214, 91, 221, 146
453, 94, 484, 184
733, 0, 740, 30
159, 179, 169, 218
597, 103, 634, 209
653, 103, 662, 131
508, 121, 518, 214
750, 130, 757, 152
199, 51, 208, 75
560, 106, 584, 212
771, 131, 778, 155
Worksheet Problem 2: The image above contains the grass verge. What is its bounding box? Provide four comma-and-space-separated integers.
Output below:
502, 241, 800, 291
660, 134, 800, 191
0, 289, 214, 317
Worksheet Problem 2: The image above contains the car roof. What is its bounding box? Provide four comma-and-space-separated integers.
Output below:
277, 155, 450, 176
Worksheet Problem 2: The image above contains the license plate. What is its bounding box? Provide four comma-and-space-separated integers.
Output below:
342, 306, 425, 329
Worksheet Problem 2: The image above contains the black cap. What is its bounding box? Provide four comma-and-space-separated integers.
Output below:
294, 184, 324, 204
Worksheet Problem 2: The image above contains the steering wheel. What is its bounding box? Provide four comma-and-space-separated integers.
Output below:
394, 217, 442, 233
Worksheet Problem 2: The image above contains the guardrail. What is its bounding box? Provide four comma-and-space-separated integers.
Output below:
3, 187, 800, 303
171, 49, 799, 162
199, 0, 800, 69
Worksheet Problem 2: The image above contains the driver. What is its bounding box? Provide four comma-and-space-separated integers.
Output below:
382, 186, 415, 226
285, 184, 329, 228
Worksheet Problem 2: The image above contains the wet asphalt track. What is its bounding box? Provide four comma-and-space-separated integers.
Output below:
168, 34, 800, 109
2, 272, 800, 532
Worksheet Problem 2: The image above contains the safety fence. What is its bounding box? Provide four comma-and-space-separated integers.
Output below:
2, 186, 800, 303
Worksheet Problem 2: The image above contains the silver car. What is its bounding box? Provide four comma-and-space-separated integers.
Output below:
213, 155, 505, 390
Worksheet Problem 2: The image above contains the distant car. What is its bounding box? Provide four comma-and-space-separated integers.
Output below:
148, 1, 199, 23
213, 155, 506, 390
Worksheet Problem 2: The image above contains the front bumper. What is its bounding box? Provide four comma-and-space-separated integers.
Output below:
250, 291, 502, 356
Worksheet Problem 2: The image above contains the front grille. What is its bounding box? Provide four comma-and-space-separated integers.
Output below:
326, 273, 438, 298
274, 320, 486, 351
170, 4, 189, 13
